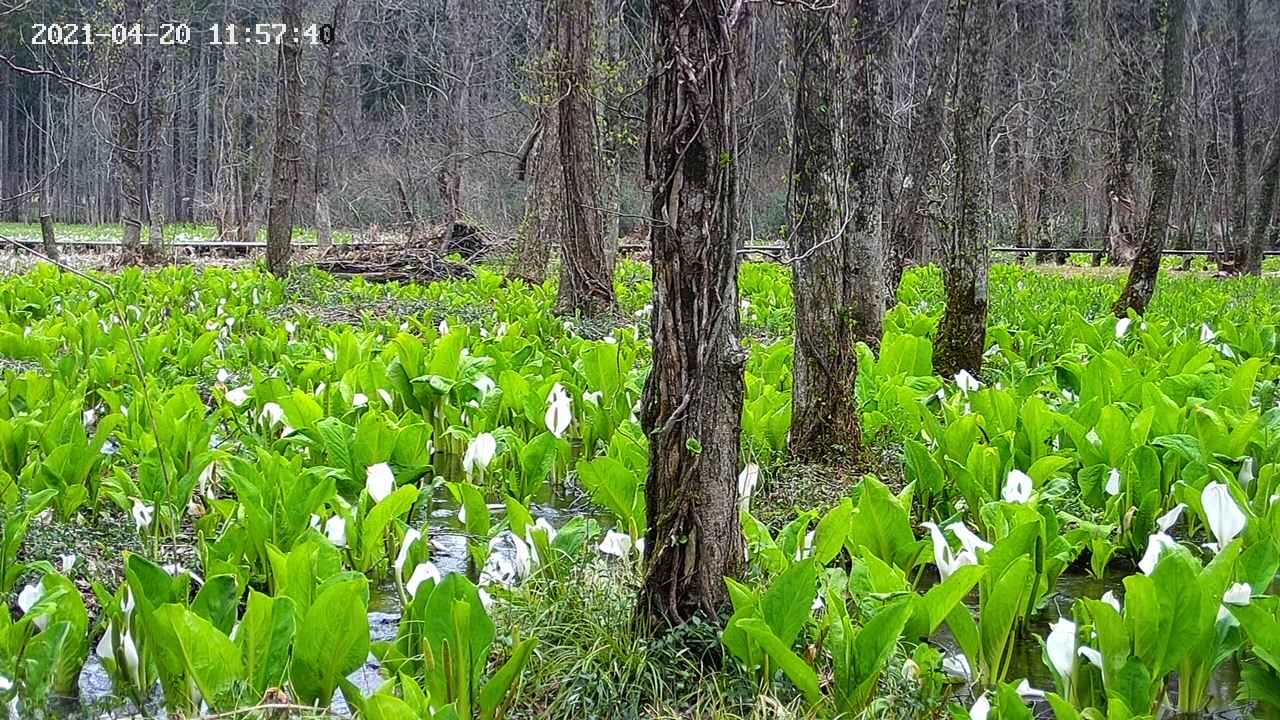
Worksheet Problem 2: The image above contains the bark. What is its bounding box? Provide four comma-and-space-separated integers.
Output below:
1114, 0, 1188, 316
39, 75, 59, 262
114, 10, 144, 265
639, 0, 747, 629
1101, 1, 1143, 265
933, 0, 992, 379
510, 1, 559, 283
437, 0, 468, 249
314, 0, 349, 249
554, 0, 617, 315
885, 11, 948, 305
1229, 0, 1259, 273
1250, 136, 1280, 258
144, 48, 166, 258
787, 0, 883, 461
266, 0, 305, 277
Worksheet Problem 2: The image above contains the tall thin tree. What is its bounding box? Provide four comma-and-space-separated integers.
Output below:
787, 0, 884, 460
313, 0, 349, 250
555, 0, 618, 315
933, 0, 992, 378
1113, 0, 1188, 316
639, 0, 749, 628
266, 0, 304, 277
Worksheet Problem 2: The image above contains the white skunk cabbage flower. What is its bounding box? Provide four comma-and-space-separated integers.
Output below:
1045, 618, 1077, 683
365, 463, 396, 503
463, 432, 497, 475
946, 522, 993, 554
1202, 482, 1246, 553
1138, 532, 1178, 575
325, 516, 347, 547
131, 498, 154, 530
395, 528, 422, 582
1156, 503, 1187, 532
599, 530, 640, 558
352, 393, 368, 408
1240, 458, 1255, 487
954, 369, 982, 394
18, 583, 48, 630
1002, 469, 1033, 504
1105, 468, 1122, 496
1101, 590, 1122, 613
259, 402, 285, 427
737, 464, 760, 513
60, 553, 76, 573
1115, 317, 1132, 338
474, 375, 497, 396
405, 562, 443, 598
225, 385, 252, 407
1200, 323, 1216, 343
922, 522, 978, 581
545, 392, 572, 438
969, 693, 990, 720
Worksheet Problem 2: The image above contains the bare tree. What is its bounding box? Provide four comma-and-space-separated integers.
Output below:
639, 0, 749, 628
266, 0, 305, 276
555, 0, 618, 315
787, 0, 883, 461
113, 0, 145, 264
933, 0, 992, 378
1228, 0, 1260, 273
314, 0, 350, 250
1115, 0, 1189, 316
510, 0, 560, 283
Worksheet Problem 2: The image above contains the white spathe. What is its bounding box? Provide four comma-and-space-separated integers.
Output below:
225, 385, 252, 407
406, 562, 443, 598
545, 393, 572, 438
131, 498, 154, 530
395, 528, 422, 581
599, 530, 637, 558
954, 369, 982, 394
1138, 532, 1178, 575
1002, 469, 1033, 504
1201, 482, 1246, 552
946, 522, 993, 554
1155, 503, 1186, 532
922, 522, 979, 581
463, 432, 497, 475
366, 462, 396, 503
1045, 618, 1077, 681
1115, 317, 1132, 338
737, 464, 760, 513
1105, 467, 1122, 496
18, 583, 48, 630
325, 515, 348, 547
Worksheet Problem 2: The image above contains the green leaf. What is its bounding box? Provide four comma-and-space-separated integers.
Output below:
290, 577, 370, 706
237, 591, 297, 697
736, 617, 822, 706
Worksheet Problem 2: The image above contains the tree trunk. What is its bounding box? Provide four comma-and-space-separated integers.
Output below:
39, 75, 59, 263
1114, 0, 1188, 316
313, 0, 349, 250
787, 0, 883, 461
639, 0, 747, 629
266, 0, 305, 277
885, 11, 948, 305
1229, 0, 1259, 273
114, 0, 144, 265
1102, 2, 1143, 266
510, 1, 559, 283
145, 47, 166, 258
1250, 135, 1280, 259
554, 0, 617, 315
933, 0, 992, 379
437, 0, 468, 250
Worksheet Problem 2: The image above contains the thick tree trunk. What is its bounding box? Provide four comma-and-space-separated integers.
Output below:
639, 0, 747, 629
313, 0, 349, 250
114, 0, 144, 265
787, 0, 883, 461
1229, 0, 1259, 274
554, 0, 617, 315
1102, 2, 1143, 266
145, 49, 166, 258
1114, 0, 1188, 316
266, 0, 304, 277
933, 0, 992, 379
